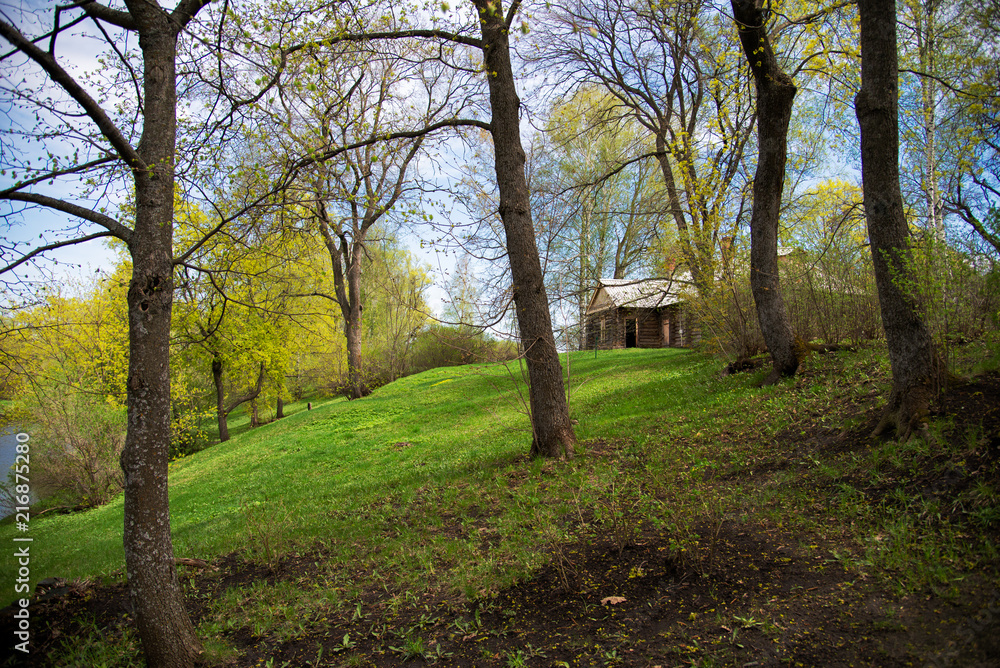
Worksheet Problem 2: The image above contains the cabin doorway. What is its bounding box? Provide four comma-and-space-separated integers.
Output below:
625, 318, 637, 348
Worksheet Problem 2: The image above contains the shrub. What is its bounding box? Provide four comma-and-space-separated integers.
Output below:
781, 248, 881, 345
408, 325, 519, 374
905, 237, 1000, 365
689, 244, 882, 362
25, 388, 126, 508
689, 276, 766, 361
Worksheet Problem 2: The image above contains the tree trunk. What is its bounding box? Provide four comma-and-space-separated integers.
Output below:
317, 203, 370, 401
652, 144, 713, 299
276, 397, 285, 419
345, 311, 366, 399
473, 0, 575, 458
121, 8, 202, 666
249, 398, 260, 427
732, 0, 801, 384
856, 0, 943, 439
336, 232, 368, 399
345, 240, 367, 399
212, 356, 230, 442
213, 359, 266, 440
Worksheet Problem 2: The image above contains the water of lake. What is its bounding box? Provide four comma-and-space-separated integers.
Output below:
0, 425, 23, 518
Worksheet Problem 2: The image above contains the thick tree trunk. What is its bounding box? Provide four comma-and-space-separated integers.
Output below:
344, 241, 368, 399
856, 0, 943, 439
345, 311, 366, 399
212, 356, 230, 442
732, 0, 801, 384
318, 206, 370, 401
250, 398, 260, 427
473, 0, 575, 458
276, 397, 285, 419
121, 9, 202, 666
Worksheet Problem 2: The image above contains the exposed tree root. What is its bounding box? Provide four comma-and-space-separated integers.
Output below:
530, 431, 576, 460
872, 385, 934, 442
872, 351, 961, 441
173, 558, 216, 571
722, 357, 765, 376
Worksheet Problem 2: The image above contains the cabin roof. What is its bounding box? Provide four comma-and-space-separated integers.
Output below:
586, 277, 690, 315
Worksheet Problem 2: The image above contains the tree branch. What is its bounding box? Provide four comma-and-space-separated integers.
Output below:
505, 0, 522, 29
171, 0, 214, 28
0, 231, 117, 276
173, 117, 492, 265
0, 18, 146, 172
292, 28, 483, 53
947, 199, 1000, 255
77, 0, 138, 31
4, 191, 134, 244
899, 68, 992, 99
223, 361, 266, 416
285, 117, 491, 181
0, 157, 118, 197
773, 0, 854, 34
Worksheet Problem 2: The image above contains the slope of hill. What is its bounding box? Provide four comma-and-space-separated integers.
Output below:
2, 347, 998, 666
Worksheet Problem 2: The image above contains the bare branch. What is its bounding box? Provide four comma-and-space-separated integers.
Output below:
173, 117, 491, 265
772, 0, 854, 34
505, 0, 523, 29
77, 0, 138, 31
0, 18, 146, 172
4, 192, 134, 244
291, 28, 483, 54
0, 157, 117, 197
899, 67, 997, 100
171, 0, 214, 29
0, 231, 117, 276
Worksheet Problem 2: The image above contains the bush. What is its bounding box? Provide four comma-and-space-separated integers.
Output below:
689, 277, 766, 361
906, 238, 1000, 358
24, 389, 126, 509
408, 325, 519, 374
171, 405, 212, 460
781, 249, 881, 345
690, 246, 882, 362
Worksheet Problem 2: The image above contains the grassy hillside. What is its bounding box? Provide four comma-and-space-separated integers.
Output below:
2, 349, 701, 599
2, 346, 999, 666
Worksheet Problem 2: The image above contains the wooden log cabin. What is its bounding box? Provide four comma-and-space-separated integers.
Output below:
584, 278, 697, 350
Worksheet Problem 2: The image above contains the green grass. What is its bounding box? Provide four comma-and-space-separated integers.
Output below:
1, 349, 697, 603
3, 345, 998, 665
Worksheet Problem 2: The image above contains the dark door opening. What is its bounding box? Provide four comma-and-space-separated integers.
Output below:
625, 318, 637, 348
